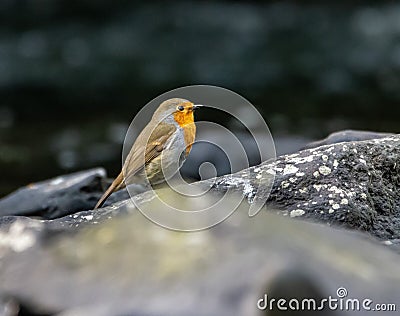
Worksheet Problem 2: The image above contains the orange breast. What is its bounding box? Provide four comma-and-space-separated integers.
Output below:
182, 122, 196, 156
173, 106, 196, 156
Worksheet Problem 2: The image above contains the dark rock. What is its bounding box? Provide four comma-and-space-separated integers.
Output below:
212, 134, 400, 240
0, 168, 106, 219
304, 130, 393, 149
3, 133, 398, 241
2, 134, 399, 242
0, 195, 400, 316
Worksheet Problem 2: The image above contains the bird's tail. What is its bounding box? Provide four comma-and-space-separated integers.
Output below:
94, 172, 125, 209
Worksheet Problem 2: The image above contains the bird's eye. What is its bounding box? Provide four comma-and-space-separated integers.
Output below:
178, 105, 184, 111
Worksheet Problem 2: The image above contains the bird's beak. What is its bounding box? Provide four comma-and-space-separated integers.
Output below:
192, 104, 203, 111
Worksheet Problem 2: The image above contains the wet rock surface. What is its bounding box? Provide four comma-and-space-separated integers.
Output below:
0, 169, 106, 219
213, 134, 400, 240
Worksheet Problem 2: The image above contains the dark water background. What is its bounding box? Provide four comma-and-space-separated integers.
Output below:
0, 1, 399, 196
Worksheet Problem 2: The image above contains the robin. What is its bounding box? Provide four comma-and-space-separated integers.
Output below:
94, 98, 201, 209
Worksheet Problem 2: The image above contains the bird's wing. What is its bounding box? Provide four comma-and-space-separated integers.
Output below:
123, 122, 176, 182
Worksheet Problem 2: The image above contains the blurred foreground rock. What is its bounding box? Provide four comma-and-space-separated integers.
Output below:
0, 194, 400, 316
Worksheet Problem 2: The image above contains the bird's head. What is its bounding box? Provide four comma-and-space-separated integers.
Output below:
153, 98, 202, 127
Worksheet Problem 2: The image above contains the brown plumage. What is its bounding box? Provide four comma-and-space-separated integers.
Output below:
94, 98, 200, 209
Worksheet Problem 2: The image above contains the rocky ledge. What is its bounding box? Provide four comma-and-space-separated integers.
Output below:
213, 133, 400, 241
0, 131, 399, 315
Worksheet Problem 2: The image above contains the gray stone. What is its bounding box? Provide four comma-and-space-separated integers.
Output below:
212, 134, 400, 240
0, 168, 106, 219
2, 135, 398, 242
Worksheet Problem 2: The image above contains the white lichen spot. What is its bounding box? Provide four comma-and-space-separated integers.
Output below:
266, 168, 276, 176
312, 201, 318, 205
285, 152, 300, 159
289, 177, 297, 183
360, 193, 367, 199
333, 160, 339, 168
318, 165, 332, 175
82, 215, 93, 221
313, 184, 326, 192
290, 209, 305, 217
281, 181, 290, 189
328, 208, 334, 214
313, 171, 320, 178
286, 155, 314, 164
256, 174, 262, 179
359, 158, 366, 165
342, 145, 348, 151
347, 191, 356, 198
341, 198, 349, 205
332, 203, 340, 210
283, 165, 299, 175
299, 187, 308, 194
353, 148, 357, 153
243, 182, 254, 196
322, 155, 329, 162
328, 186, 340, 194
253, 167, 261, 173
296, 172, 305, 177
329, 199, 334, 205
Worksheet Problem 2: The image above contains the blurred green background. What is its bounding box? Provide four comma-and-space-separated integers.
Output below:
0, 0, 399, 196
